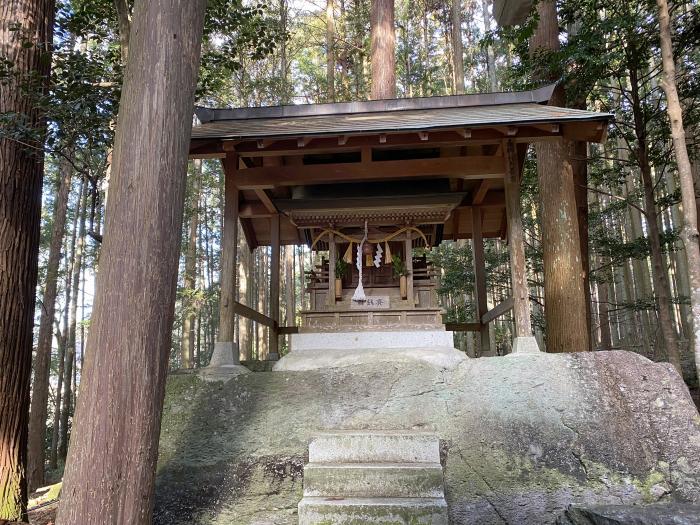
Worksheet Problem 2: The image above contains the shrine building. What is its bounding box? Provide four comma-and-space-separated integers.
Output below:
188, 84, 610, 365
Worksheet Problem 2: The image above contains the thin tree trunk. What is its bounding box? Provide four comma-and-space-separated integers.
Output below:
50, 177, 84, 471
181, 160, 201, 369
370, 0, 396, 99
56, 1, 207, 522
27, 158, 72, 490
0, 0, 54, 519
59, 182, 87, 461
326, 0, 336, 102
656, 0, 700, 380
629, 63, 682, 373
481, 0, 497, 91
114, 0, 131, 62
285, 245, 295, 352
451, 0, 465, 94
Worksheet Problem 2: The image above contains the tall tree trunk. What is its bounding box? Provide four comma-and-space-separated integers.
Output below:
50, 176, 82, 471
370, 0, 396, 99
451, 0, 465, 94
326, 0, 336, 102
59, 182, 87, 461
27, 158, 72, 490
0, 0, 54, 520
481, 0, 497, 91
656, 0, 700, 380
279, 0, 289, 103
181, 160, 201, 369
56, 1, 207, 522
530, 0, 589, 353
629, 64, 682, 373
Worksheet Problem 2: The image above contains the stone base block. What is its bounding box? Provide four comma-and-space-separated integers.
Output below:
208, 341, 240, 367
291, 330, 455, 351
510, 336, 541, 355
309, 431, 440, 464
298, 497, 448, 525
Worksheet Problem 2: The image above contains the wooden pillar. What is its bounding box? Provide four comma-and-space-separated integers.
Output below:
472, 206, 491, 353
328, 234, 336, 306
504, 141, 532, 337
269, 213, 280, 359
218, 153, 239, 343
405, 232, 414, 306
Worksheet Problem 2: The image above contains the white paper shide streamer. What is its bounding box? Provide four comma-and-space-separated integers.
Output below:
352, 220, 368, 302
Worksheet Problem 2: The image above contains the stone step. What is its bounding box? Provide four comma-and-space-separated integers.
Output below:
298, 497, 449, 525
309, 430, 440, 464
303, 462, 445, 498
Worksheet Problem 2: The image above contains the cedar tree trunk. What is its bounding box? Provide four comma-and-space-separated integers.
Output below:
55, 1, 207, 523
370, 0, 396, 99
26, 158, 72, 490
0, 0, 54, 520
530, 0, 589, 352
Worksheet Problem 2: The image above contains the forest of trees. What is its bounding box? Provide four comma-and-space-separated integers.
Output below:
1, 0, 699, 522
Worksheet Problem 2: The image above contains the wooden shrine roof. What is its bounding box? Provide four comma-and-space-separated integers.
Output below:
188, 85, 612, 249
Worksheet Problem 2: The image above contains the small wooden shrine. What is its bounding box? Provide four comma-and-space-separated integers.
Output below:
189, 84, 610, 358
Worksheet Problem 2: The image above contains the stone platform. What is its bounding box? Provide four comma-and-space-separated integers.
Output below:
156, 351, 700, 524
274, 330, 464, 371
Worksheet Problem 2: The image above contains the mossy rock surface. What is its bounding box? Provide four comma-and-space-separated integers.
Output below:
154, 351, 700, 524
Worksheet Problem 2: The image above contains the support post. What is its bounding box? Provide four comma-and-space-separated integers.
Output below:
504, 140, 540, 354
269, 213, 281, 360
211, 152, 241, 366
405, 232, 414, 306
328, 233, 336, 306
472, 206, 491, 355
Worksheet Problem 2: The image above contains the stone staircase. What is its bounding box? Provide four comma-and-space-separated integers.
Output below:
298, 431, 448, 524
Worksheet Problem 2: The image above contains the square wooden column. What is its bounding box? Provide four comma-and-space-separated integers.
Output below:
268, 213, 281, 360
211, 152, 242, 367
328, 234, 336, 306
405, 232, 414, 306
504, 140, 539, 353
472, 206, 491, 355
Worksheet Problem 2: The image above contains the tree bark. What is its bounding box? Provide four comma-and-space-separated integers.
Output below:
451, 0, 465, 94
59, 182, 87, 461
481, 0, 497, 91
326, 0, 336, 101
56, 1, 207, 522
530, 0, 589, 353
370, 0, 396, 99
656, 0, 700, 380
0, 0, 54, 520
27, 157, 72, 490
181, 160, 201, 369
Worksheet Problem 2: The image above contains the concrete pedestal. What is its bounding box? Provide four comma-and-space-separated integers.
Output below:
510, 336, 541, 355
200, 341, 250, 382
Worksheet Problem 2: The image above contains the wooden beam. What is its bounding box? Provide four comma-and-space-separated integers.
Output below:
255, 189, 277, 213
217, 153, 239, 342
472, 206, 491, 353
503, 140, 532, 337
472, 179, 491, 205
235, 155, 506, 189
269, 214, 281, 357
239, 201, 272, 218
233, 301, 275, 328
481, 297, 514, 325
278, 326, 299, 335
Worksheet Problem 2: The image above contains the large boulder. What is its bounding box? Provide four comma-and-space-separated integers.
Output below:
155, 351, 700, 524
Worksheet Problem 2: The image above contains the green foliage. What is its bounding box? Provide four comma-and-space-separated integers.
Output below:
335, 257, 349, 280
391, 254, 409, 278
